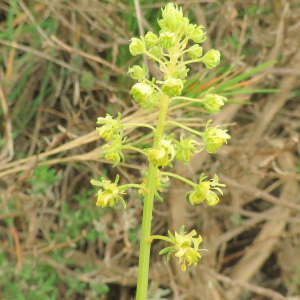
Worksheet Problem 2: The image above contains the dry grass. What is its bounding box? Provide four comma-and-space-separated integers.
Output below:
0, 0, 300, 299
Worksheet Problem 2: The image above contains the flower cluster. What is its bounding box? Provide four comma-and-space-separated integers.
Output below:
157, 225, 206, 272
185, 174, 226, 206
128, 3, 222, 113
90, 175, 127, 209
91, 3, 233, 281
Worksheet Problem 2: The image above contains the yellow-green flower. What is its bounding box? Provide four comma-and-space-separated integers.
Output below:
130, 82, 160, 111
204, 91, 227, 114
204, 121, 230, 153
174, 65, 189, 82
145, 31, 159, 48
129, 37, 146, 56
158, 3, 189, 33
102, 133, 125, 167
145, 136, 176, 168
128, 64, 148, 80
187, 24, 206, 43
157, 225, 206, 272
174, 134, 202, 163
185, 173, 225, 206
148, 46, 163, 61
159, 32, 176, 49
201, 49, 220, 69
90, 175, 127, 208
138, 170, 169, 201
161, 78, 183, 97
96, 113, 122, 142
187, 44, 203, 60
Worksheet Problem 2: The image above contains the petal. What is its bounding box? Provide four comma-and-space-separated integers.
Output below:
90, 179, 104, 187
155, 147, 166, 160
185, 229, 197, 239
175, 249, 185, 257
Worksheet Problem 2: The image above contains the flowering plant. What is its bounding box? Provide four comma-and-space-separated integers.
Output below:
90, 3, 230, 299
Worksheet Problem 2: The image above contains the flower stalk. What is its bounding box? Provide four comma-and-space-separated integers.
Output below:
136, 94, 169, 300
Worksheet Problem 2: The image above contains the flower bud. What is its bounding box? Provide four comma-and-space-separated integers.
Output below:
188, 25, 206, 43
145, 31, 159, 48
204, 93, 227, 114
161, 78, 183, 97
96, 114, 121, 142
128, 64, 148, 80
187, 44, 203, 60
202, 49, 220, 69
148, 46, 163, 61
129, 37, 146, 56
159, 32, 176, 49
204, 122, 230, 153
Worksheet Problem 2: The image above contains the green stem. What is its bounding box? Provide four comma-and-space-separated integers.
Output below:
148, 235, 174, 243
136, 94, 169, 300
144, 51, 167, 71
170, 96, 205, 103
160, 172, 197, 188
120, 184, 146, 190
180, 57, 204, 66
121, 123, 155, 131
165, 121, 205, 137
122, 146, 147, 156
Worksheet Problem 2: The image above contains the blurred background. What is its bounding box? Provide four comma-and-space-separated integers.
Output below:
0, 0, 300, 299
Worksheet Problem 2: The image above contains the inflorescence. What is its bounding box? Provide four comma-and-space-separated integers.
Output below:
90, 3, 230, 273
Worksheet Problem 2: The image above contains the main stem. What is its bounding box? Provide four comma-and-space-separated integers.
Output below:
136, 94, 169, 300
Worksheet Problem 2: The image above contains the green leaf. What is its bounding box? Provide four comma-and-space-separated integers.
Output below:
90, 283, 110, 295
